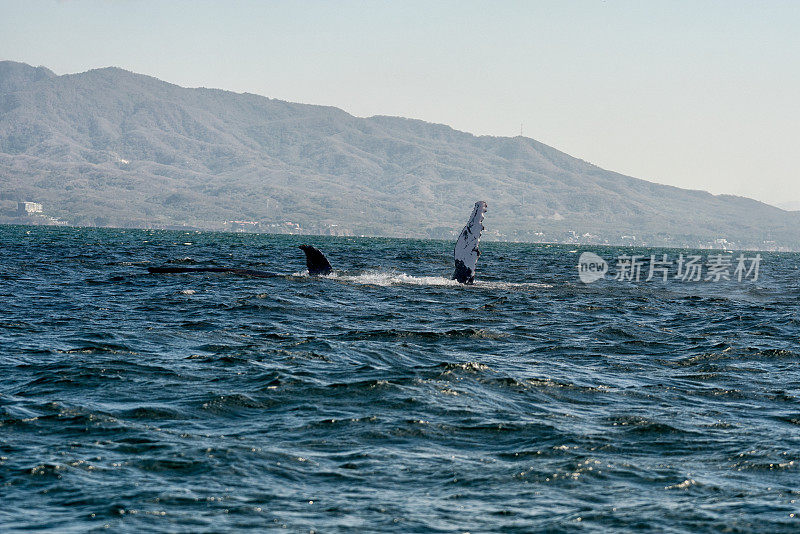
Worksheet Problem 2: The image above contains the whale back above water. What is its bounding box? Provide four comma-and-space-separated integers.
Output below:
147, 245, 332, 278
146, 265, 277, 277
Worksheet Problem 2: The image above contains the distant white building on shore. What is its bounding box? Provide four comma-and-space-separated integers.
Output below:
17, 201, 43, 216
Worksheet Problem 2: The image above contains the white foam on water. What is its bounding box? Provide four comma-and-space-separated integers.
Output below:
294, 270, 551, 290
337, 271, 461, 287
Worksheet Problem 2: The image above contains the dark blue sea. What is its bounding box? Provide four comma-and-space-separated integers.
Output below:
1, 225, 799, 533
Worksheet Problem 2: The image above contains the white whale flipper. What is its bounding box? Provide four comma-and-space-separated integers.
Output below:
452, 201, 487, 284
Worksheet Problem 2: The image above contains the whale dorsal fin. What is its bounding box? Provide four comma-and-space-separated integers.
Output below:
452, 201, 487, 284
299, 245, 333, 275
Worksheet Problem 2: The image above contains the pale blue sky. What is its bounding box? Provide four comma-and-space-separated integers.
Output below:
1, 0, 798, 207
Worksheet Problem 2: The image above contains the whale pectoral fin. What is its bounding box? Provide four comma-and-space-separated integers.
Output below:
452, 201, 487, 284
452, 259, 475, 284
299, 245, 333, 275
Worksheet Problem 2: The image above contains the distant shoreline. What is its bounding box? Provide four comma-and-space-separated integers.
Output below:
2, 221, 796, 253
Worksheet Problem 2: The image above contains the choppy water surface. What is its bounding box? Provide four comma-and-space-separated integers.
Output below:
1, 226, 799, 532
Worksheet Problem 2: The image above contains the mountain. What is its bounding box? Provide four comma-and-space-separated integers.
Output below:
0, 61, 54, 94
776, 201, 800, 212
0, 60, 797, 249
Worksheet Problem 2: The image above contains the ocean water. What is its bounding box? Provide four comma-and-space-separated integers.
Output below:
1, 225, 799, 533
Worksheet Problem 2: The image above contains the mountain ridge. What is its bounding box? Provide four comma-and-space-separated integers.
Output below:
0, 60, 797, 249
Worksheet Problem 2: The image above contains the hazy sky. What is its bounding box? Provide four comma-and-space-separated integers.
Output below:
1, 0, 798, 207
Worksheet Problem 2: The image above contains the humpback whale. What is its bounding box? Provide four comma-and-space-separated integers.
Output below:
147, 203, 488, 284
452, 201, 488, 284
147, 245, 330, 278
